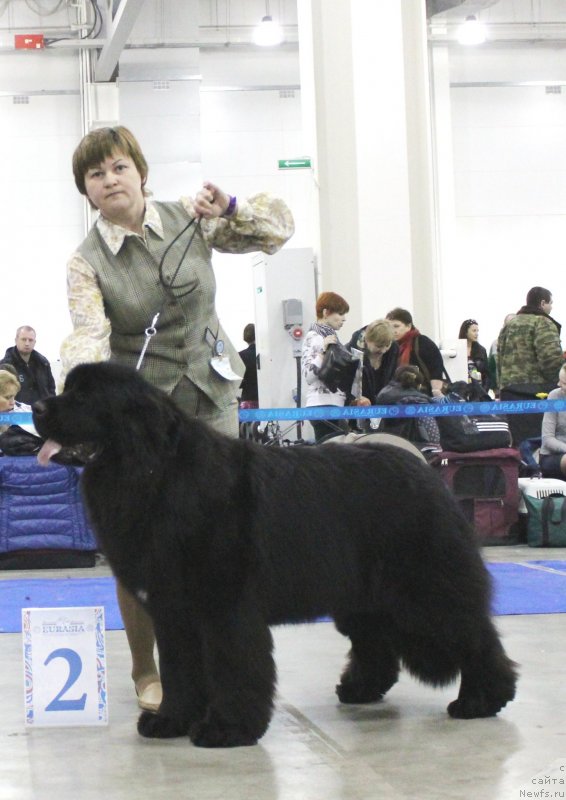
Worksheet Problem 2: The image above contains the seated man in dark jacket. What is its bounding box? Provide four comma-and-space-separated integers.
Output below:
3, 326, 56, 405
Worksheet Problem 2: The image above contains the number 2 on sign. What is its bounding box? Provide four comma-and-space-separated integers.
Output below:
44, 648, 87, 712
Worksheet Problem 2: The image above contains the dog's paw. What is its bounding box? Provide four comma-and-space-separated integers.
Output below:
189, 719, 258, 749
447, 693, 512, 719
335, 681, 386, 704
448, 668, 517, 719
137, 710, 189, 738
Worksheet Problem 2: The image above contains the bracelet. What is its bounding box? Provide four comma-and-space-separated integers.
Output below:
222, 195, 237, 218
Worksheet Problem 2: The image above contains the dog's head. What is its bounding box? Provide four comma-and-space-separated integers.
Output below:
33, 362, 183, 467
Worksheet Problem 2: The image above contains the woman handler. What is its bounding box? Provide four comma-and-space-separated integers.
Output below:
61, 126, 294, 712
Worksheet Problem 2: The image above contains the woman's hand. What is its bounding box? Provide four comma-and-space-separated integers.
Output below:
431, 379, 444, 398
194, 181, 233, 219
322, 334, 337, 352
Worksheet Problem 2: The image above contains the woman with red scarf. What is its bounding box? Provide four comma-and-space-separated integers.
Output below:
385, 307, 445, 397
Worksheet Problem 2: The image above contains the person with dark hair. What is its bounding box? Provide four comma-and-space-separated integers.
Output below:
526, 286, 553, 309
60, 125, 294, 713
377, 364, 428, 402
238, 323, 258, 408
376, 365, 440, 444
302, 291, 361, 442
385, 307, 445, 397
2, 326, 56, 405
498, 286, 564, 445
458, 319, 490, 391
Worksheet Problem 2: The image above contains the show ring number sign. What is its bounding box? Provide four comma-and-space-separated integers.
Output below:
22, 607, 108, 727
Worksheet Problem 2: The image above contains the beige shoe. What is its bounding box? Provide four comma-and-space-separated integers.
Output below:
136, 681, 162, 713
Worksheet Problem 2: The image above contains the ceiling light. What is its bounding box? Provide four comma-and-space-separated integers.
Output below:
253, 15, 284, 47
456, 15, 486, 46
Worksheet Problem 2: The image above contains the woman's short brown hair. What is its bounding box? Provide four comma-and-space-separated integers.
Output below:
72, 126, 149, 198
364, 319, 394, 349
315, 292, 349, 319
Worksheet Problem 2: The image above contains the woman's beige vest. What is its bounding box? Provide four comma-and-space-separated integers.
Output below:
78, 201, 243, 408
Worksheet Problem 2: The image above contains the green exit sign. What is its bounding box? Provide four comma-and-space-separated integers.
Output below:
278, 158, 311, 170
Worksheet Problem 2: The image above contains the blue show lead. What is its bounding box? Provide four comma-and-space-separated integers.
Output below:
238, 397, 566, 423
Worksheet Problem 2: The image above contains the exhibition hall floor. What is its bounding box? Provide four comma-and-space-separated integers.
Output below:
1, 546, 565, 800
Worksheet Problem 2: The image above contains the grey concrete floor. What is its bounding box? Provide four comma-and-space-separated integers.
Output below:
1, 545, 565, 800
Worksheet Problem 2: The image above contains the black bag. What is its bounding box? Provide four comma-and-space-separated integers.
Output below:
503, 382, 555, 399
0, 426, 43, 456
524, 492, 566, 547
318, 343, 360, 395
436, 382, 511, 453
436, 414, 511, 453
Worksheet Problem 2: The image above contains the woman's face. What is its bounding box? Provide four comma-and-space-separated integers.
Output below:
389, 319, 411, 340
558, 370, 566, 393
366, 341, 391, 357
0, 390, 17, 412
467, 324, 479, 342
84, 151, 145, 221
322, 310, 347, 331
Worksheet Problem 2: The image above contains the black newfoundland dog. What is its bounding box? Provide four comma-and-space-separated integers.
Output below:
33, 362, 517, 748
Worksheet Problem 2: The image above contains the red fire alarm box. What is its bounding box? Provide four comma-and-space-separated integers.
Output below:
15, 34, 45, 50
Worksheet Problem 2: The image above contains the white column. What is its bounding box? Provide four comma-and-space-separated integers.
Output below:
298, 0, 439, 340
430, 41, 457, 346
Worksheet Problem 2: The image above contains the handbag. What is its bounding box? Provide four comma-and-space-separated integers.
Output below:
0, 425, 43, 456
0, 425, 89, 465
524, 492, 566, 547
317, 343, 360, 395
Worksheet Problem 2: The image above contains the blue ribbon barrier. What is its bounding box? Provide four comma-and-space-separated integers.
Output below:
2, 399, 566, 427
0, 412, 34, 425
238, 398, 566, 423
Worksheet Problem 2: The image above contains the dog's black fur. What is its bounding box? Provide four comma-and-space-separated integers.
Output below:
33, 362, 517, 748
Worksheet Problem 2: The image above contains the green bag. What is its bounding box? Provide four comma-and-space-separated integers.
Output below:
525, 492, 566, 547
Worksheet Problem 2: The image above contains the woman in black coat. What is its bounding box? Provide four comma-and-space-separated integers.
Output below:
348, 319, 398, 403
459, 318, 490, 392
385, 307, 445, 397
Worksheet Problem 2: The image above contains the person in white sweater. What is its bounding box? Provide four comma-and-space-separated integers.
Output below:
540, 364, 566, 478
301, 291, 352, 443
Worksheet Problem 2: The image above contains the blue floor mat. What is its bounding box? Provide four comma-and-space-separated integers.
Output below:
487, 560, 566, 616
1, 561, 566, 634
0, 576, 121, 634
